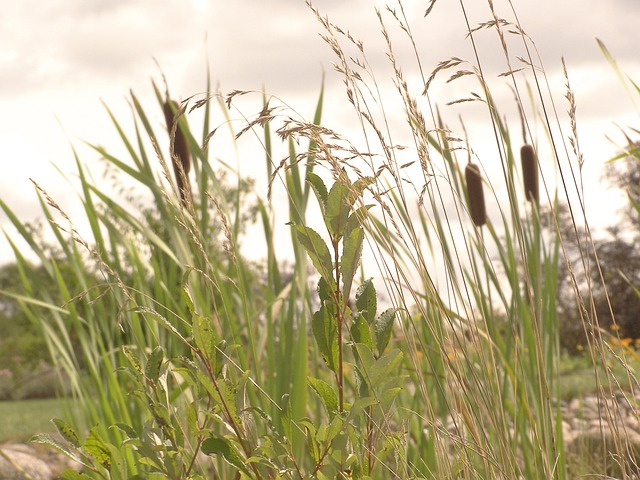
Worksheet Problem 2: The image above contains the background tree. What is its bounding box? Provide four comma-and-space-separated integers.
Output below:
554, 143, 640, 353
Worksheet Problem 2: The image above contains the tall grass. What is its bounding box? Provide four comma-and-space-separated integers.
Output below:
1, 1, 639, 478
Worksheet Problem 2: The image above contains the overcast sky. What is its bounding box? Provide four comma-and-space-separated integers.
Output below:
2, 0, 640, 264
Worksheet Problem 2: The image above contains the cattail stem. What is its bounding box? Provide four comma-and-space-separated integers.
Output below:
163, 100, 192, 206
521, 144, 538, 203
465, 163, 487, 227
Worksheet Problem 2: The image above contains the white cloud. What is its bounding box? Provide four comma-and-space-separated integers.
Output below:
2, 0, 640, 264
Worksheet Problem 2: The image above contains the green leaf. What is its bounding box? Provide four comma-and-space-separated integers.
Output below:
30, 433, 85, 465
312, 304, 339, 372
374, 308, 397, 356
181, 286, 195, 315
307, 172, 328, 213
324, 414, 345, 444
201, 437, 250, 475
145, 346, 164, 384
59, 470, 93, 480
303, 420, 320, 464
307, 376, 339, 415
295, 225, 333, 281
52, 418, 81, 448
356, 278, 377, 324
83, 428, 111, 469
122, 347, 143, 378
340, 226, 364, 301
186, 401, 199, 432
317, 277, 333, 303
280, 394, 292, 440
112, 423, 136, 438
325, 181, 350, 239
368, 349, 403, 390
192, 314, 217, 360
350, 314, 373, 351
349, 177, 375, 204
344, 205, 373, 242
325, 175, 374, 240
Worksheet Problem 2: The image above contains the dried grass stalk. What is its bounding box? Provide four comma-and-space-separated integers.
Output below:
520, 144, 538, 202
465, 162, 487, 227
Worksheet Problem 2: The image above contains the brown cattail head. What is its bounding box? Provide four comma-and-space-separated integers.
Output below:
163, 100, 191, 206
520, 144, 538, 203
465, 162, 487, 227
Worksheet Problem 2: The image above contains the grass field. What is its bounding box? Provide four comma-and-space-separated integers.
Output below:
0, 398, 62, 443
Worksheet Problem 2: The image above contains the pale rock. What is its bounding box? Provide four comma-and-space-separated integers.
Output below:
0, 444, 52, 480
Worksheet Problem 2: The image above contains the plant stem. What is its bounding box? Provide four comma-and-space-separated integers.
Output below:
333, 238, 344, 412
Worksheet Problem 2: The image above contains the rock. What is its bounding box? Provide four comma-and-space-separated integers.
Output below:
568, 398, 581, 412
0, 444, 52, 480
0, 442, 81, 480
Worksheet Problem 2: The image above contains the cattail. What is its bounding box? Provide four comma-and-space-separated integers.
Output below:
163, 100, 192, 206
465, 162, 487, 227
520, 144, 538, 203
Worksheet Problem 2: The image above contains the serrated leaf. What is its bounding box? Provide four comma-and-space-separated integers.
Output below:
307, 376, 339, 415
145, 346, 164, 384
317, 277, 334, 303
344, 205, 373, 242
122, 346, 143, 377
356, 278, 377, 324
181, 286, 195, 315
325, 414, 345, 444
280, 394, 292, 440
192, 314, 217, 360
368, 349, 403, 390
326, 175, 374, 240
350, 314, 373, 351
83, 428, 111, 469
307, 172, 328, 212
349, 177, 375, 204
201, 437, 250, 475
374, 308, 397, 356
379, 386, 403, 410
112, 423, 136, 438
30, 433, 85, 465
59, 469, 93, 480
295, 225, 333, 281
325, 181, 350, 239
340, 226, 364, 301
312, 304, 339, 372
351, 343, 376, 398
213, 340, 226, 377
186, 401, 199, 432
347, 396, 379, 421
149, 399, 171, 429
301, 420, 320, 464
217, 378, 241, 426
52, 418, 81, 448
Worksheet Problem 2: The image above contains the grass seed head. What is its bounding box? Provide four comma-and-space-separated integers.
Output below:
465, 162, 487, 227
520, 144, 538, 203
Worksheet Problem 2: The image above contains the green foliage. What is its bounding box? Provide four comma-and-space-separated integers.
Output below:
3, 4, 640, 480
292, 172, 403, 477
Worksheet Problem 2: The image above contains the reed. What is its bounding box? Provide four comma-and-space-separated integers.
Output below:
521, 144, 538, 203
0, 1, 637, 479
465, 162, 487, 226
